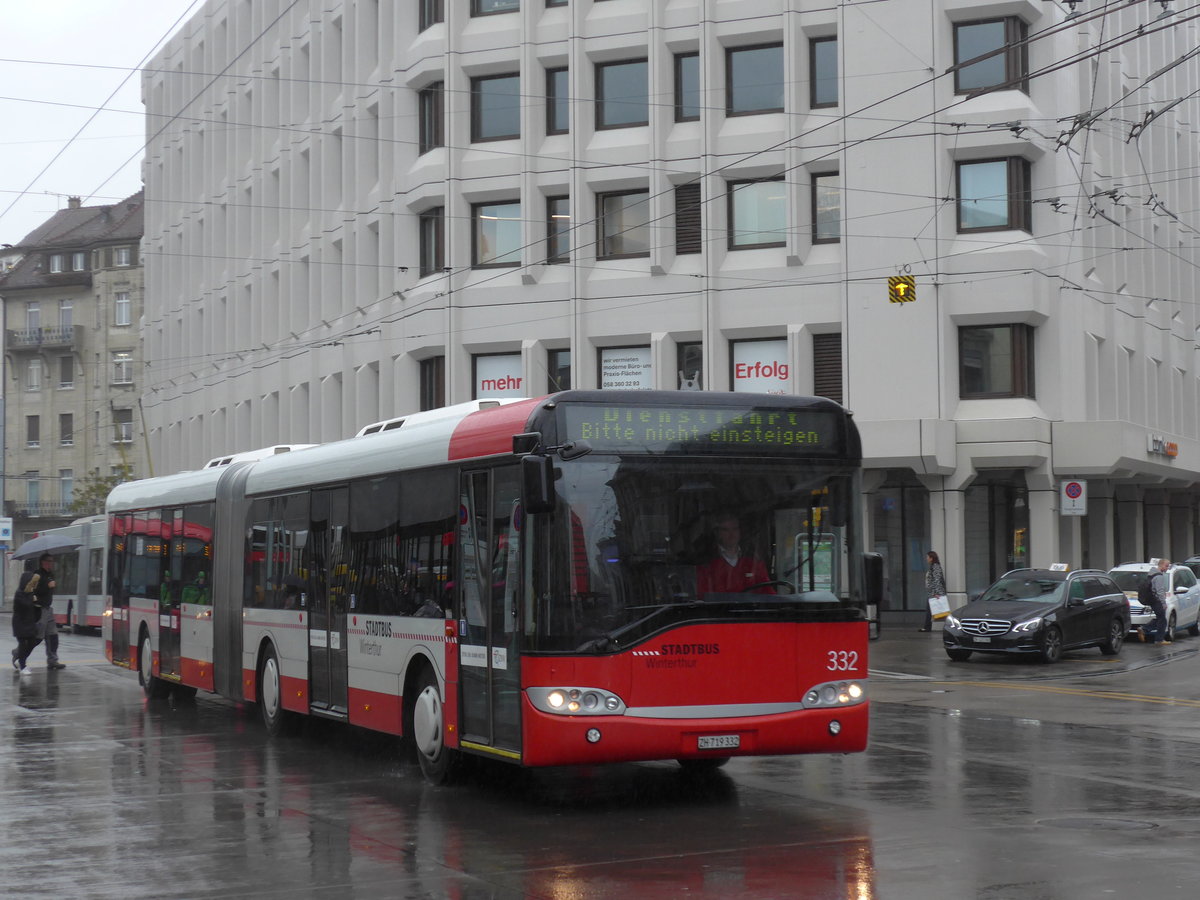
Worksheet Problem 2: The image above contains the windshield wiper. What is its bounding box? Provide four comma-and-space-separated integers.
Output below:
575, 601, 701, 653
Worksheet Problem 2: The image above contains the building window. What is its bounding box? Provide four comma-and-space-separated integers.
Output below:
71, 251, 86, 272
114, 246, 132, 266
547, 348, 571, 391
595, 59, 648, 129
418, 207, 445, 277
59, 356, 74, 389
26, 358, 42, 391
113, 409, 134, 443
419, 0, 443, 31
546, 67, 569, 135
810, 37, 838, 108
49, 254, 63, 274
597, 190, 650, 259
547, 196, 570, 263
599, 346, 653, 390
419, 356, 446, 411
472, 0, 519, 13
27, 476, 41, 509
726, 43, 783, 116
959, 324, 1034, 399
471, 74, 521, 142
957, 157, 1031, 232
472, 201, 522, 267
60, 413, 74, 447
812, 333, 842, 404
546, 0, 566, 6
418, 82, 444, 154
675, 182, 702, 254
59, 298, 72, 327
26, 301, 40, 329
728, 179, 787, 249
115, 291, 131, 326
26, 416, 40, 448
60, 470, 74, 507
677, 342, 703, 390
954, 17, 1028, 94
812, 172, 841, 243
113, 351, 133, 384
674, 52, 700, 122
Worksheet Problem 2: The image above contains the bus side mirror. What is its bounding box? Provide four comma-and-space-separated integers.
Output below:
522, 455, 556, 514
828, 477, 849, 527
863, 552, 884, 639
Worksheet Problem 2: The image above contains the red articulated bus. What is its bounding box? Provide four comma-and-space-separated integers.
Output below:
105, 391, 874, 782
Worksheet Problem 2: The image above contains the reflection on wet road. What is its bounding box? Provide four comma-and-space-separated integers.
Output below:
4, 627, 1200, 898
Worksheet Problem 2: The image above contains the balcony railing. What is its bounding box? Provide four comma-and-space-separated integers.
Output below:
5, 324, 84, 351
4, 499, 75, 518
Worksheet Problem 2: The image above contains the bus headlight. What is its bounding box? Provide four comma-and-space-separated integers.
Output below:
802, 680, 867, 709
527, 686, 626, 716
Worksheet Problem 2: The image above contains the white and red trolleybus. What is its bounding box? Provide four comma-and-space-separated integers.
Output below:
104, 391, 875, 782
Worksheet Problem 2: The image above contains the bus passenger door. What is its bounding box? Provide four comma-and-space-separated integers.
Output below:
158, 509, 185, 680
110, 515, 131, 665
309, 487, 349, 713
458, 468, 523, 755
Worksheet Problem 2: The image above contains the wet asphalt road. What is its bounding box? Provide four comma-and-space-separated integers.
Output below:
5, 620, 1200, 899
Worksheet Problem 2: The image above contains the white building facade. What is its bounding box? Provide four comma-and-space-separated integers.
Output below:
141, 0, 1200, 618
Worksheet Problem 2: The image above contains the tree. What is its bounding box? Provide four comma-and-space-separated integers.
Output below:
70, 464, 133, 516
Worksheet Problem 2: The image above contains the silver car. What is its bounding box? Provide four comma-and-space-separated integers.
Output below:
1107, 563, 1200, 639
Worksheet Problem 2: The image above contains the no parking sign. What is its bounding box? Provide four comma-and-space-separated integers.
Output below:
1060, 480, 1087, 516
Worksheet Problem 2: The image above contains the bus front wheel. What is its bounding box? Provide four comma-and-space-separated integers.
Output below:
410, 667, 457, 784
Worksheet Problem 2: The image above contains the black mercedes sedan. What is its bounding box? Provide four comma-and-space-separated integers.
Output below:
942, 568, 1130, 664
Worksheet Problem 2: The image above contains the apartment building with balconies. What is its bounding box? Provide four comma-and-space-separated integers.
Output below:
0, 193, 149, 542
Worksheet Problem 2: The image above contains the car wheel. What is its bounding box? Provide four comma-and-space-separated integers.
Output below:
1099, 617, 1125, 655
946, 648, 972, 662
1040, 626, 1063, 663
1167, 612, 1178, 641
410, 666, 458, 784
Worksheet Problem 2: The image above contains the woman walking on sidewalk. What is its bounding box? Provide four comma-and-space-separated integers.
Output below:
920, 550, 946, 632
10, 559, 44, 675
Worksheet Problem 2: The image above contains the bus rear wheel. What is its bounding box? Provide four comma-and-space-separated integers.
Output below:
138, 631, 171, 700
258, 645, 296, 736
410, 667, 457, 784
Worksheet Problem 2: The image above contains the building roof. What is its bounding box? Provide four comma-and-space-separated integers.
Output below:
0, 191, 143, 292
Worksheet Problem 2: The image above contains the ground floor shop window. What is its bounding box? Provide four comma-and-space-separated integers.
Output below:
964, 471, 1028, 599
871, 472, 928, 614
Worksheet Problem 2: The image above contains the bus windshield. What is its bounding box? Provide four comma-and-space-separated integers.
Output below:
528, 456, 861, 652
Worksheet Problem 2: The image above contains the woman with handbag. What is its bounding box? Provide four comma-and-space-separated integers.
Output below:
920, 550, 946, 632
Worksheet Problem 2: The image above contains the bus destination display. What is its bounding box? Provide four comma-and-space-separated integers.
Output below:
562, 404, 840, 454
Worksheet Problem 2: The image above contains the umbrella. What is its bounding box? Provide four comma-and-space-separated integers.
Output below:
12, 533, 83, 560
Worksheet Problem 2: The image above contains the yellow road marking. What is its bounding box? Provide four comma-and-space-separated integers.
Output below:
928, 680, 1200, 708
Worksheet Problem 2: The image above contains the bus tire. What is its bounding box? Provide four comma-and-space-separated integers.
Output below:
409, 666, 457, 784
138, 630, 171, 700
258, 644, 296, 737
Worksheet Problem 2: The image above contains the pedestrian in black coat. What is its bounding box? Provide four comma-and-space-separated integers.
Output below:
11, 559, 44, 675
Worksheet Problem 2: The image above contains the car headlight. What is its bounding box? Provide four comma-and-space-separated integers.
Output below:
945, 614, 960, 629
1011, 617, 1043, 633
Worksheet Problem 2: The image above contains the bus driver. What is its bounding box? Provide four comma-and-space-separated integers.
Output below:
696, 514, 775, 598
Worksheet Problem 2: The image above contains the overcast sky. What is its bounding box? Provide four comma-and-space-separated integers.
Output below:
0, 1, 199, 246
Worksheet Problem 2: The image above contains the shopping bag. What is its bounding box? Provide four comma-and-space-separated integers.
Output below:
928, 595, 951, 620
